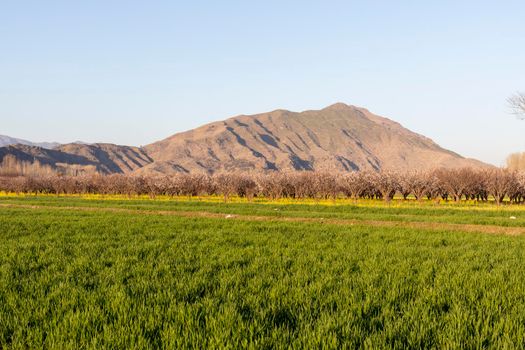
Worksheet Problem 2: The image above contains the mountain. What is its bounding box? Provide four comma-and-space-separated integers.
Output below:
0, 135, 60, 149
0, 103, 489, 175
56, 143, 153, 173
0, 143, 152, 175
141, 103, 487, 174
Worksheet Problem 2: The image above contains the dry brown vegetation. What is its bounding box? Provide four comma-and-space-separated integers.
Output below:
1, 168, 525, 204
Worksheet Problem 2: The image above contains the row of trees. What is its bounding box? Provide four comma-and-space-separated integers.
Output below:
1, 168, 525, 205
0, 155, 57, 177
0, 154, 97, 177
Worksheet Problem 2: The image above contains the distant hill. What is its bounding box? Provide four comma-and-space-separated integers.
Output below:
0, 103, 489, 175
0, 143, 152, 175
0, 135, 60, 149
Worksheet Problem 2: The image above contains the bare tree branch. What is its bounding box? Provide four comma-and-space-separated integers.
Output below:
508, 92, 525, 119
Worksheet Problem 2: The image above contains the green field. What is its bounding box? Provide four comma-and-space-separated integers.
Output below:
2, 196, 525, 348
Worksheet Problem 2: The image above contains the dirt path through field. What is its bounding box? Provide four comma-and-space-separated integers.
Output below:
1, 203, 524, 236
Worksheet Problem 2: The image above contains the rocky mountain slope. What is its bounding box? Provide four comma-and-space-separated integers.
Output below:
0, 143, 152, 175
141, 103, 486, 174
0, 103, 488, 175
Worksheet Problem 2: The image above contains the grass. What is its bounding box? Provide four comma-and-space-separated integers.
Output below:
2, 196, 525, 348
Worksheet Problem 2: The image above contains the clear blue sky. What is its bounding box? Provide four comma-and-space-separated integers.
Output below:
1, 1, 524, 165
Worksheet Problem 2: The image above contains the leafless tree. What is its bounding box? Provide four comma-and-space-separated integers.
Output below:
436, 168, 472, 201
508, 172, 525, 204
516, 173, 525, 204
407, 171, 432, 202
315, 172, 340, 202
484, 168, 516, 205
256, 174, 281, 200
398, 172, 414, 200
290, 172, 312, 199
340, 172, 370, 201
235, 174, 258, 201
508, 92, 525, 119
213, 173, 238, 202
373, 171, 399, 202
